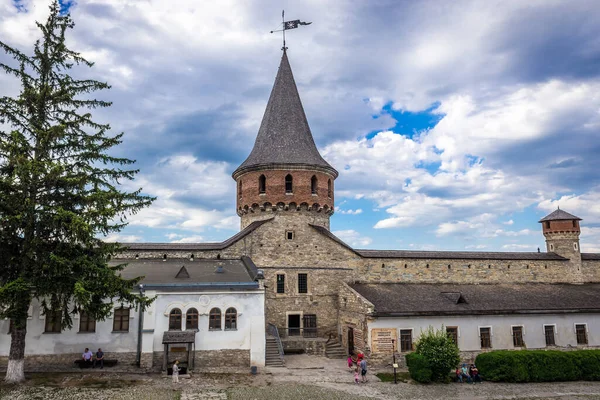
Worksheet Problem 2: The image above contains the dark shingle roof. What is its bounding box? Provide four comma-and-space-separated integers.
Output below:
582, 253, 600, 260
539, 208, 582, 222
351, 283, 600, 316
117, 258, 256, 286
123, 218, 272, 251
309, 224, 568, 261
354, 249, 567, 261
232, 51, 338, 179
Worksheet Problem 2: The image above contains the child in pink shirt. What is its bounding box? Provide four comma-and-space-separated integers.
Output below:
354, 367, 360, 384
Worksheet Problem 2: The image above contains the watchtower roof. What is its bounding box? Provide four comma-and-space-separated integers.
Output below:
539, 208, 582, 223
232, 51, 338, 179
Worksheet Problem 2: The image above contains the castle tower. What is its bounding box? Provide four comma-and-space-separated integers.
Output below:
539, 208, 583, 281
232, 51, 338, 230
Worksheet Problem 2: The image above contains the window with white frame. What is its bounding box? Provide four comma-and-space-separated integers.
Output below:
512, 326, 524, 347
544, 325, 556, 346
479, 327, 492, 348
400, 329, 413, 352
575, 324, 588, 345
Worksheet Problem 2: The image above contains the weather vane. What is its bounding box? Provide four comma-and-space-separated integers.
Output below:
270, 10, 312, 51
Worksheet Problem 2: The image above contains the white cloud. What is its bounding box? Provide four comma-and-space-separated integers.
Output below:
170, 236, 204, 243
503, 220, 514, 225
335, 208, 363, 215
502, 244, 535, 250
103, 234, 142, 243
332, 230, 372, 248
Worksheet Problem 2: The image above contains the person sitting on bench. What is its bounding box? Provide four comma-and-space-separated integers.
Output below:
82, 348, 93, 367
93, 348, 104, 369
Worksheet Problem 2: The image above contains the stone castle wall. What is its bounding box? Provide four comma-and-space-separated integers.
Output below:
357, 257, 584, 284
338, 283, 373, 358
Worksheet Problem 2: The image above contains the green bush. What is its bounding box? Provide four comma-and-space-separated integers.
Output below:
475, 350, 600, 383
405, 353, 432, 383
412, 326, 460, 382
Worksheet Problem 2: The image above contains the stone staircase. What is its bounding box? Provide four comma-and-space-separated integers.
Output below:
265, 336, 285, 367
325, 338, 347, 359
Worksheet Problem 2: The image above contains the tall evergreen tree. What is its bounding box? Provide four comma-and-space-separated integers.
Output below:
0, 2, 154, 382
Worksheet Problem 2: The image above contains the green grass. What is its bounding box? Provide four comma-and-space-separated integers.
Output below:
375, 372, 411, 382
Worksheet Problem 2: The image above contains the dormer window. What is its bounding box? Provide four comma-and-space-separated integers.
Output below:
285, 174, 293, 194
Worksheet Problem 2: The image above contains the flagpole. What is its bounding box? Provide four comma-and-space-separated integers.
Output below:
282, 10, 286, 51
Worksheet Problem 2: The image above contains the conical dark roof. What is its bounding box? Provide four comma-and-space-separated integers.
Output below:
539, 208, 582, 222
233, 51, 338, 179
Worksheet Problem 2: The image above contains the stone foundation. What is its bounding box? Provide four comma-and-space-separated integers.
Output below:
282, 338, 327, 356
193, 349, 250, 368
0, 352, 140, 372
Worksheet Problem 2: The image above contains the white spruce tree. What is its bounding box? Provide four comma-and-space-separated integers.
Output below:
0, 1, 154, 382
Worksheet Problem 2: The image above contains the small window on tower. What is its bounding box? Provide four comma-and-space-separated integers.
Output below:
550, 244, 554, 251
545, 221, 550, 229
285, 174, 293, 194
573, 220, 577, 228
286, 231, 294, 240
238, 180, 242, 199
311, 175, 318, 195
574, 242, 578, 251
259, 174, 266, 194
327, 179, 332, 198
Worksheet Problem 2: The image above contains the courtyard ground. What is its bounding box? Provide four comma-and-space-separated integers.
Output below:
1, 355, 600, 399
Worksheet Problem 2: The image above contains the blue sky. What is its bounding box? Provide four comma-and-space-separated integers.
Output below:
1, 0, 600, 252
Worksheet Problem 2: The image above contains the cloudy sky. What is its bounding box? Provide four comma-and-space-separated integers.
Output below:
2, 0, 600, 252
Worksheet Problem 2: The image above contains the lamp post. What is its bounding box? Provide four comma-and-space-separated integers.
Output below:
391, 338, 397, 384
136, 284, 145, 367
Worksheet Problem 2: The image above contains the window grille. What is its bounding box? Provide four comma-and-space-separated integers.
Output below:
298, 273, 308, 294
276, 274, 285, 294
303, 314, 317, 337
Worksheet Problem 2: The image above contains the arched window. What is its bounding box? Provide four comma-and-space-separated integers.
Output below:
169, 308, 182, 331
327, 179, 332, 198
285, 174, 293, 194
186, 308, 198, 330
209, 308, 221, 330
311, 175, 318, 195
225, 308, 237, 330
259, 175, 266, 194
238, 180, 243, 199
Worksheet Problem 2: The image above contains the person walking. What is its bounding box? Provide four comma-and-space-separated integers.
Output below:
360, 357, 368, 383
347, 355, 353, 370
172, 360, 180, 384
354, 366, 360, 384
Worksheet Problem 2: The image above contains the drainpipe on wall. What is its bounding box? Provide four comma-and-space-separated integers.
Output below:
136, 284, 145, 367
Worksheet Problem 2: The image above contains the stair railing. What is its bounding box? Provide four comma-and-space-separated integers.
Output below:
267, 323, 285, 364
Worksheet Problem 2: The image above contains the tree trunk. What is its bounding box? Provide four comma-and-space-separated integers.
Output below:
5, 323, 26, 383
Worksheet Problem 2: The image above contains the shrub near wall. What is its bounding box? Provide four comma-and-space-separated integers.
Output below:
476, 350, 600, 383
405, 353, 432, 383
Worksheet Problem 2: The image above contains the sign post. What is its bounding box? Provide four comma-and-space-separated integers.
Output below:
392, 338, 397, 384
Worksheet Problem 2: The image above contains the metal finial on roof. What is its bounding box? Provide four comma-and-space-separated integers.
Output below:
270, 10, 312, 52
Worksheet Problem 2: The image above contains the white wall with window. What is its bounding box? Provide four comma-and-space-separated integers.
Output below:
0, 298, 138, 356
149, 291, 265, 366
367, 313, 600, 353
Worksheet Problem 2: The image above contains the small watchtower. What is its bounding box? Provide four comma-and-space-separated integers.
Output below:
539, 208, 582, 261
232, 50, 338, 230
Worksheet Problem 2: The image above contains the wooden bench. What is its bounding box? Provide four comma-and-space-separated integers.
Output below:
74, 359, 118, 368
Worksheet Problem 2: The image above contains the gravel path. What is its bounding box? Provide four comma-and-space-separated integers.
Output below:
2, 371, 600, 399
